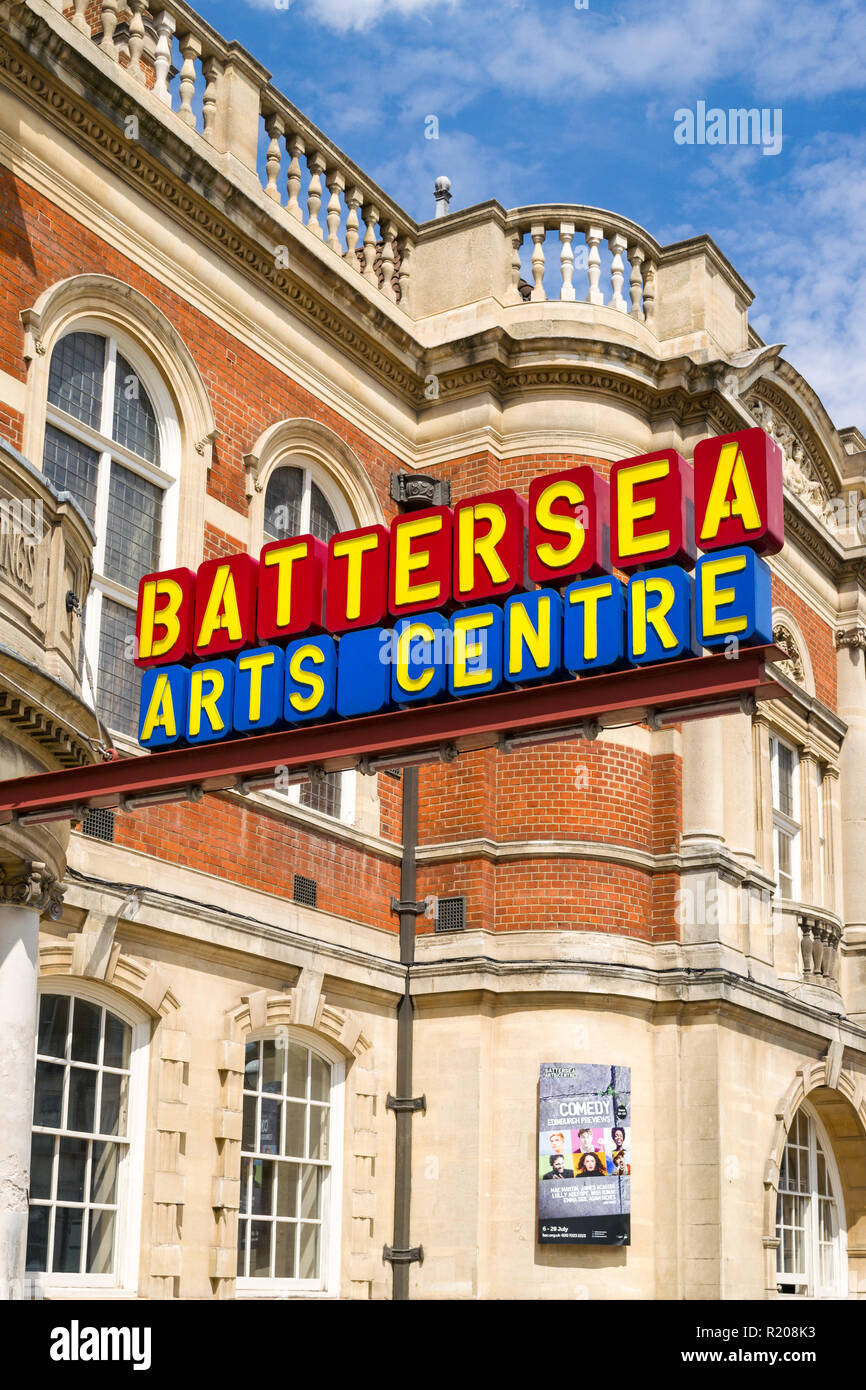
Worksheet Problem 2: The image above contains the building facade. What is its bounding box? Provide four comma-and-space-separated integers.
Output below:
1, 0, 865, 1301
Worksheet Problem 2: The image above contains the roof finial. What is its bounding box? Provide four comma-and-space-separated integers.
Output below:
434, 175, 452, 218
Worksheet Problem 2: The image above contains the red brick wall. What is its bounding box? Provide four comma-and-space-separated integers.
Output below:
771, 573, 837, 711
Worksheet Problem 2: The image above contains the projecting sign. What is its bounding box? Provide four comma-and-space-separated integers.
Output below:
134, 428, 783, 749
538, 1063, 632, 1245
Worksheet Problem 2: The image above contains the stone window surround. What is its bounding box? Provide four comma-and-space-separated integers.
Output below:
37, 931, 188, 1300
211, 976, 378, 1301
763, 1046, 866, 1299
21, 274, 217, 754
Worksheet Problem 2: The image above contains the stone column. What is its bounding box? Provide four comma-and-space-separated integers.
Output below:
836, 625, 866, 1017
0, 864, 63, 1300
681, 717, 726, 844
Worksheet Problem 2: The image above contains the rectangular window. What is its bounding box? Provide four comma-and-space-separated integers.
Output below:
770, 735, 801, 900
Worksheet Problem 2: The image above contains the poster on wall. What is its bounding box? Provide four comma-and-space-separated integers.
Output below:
537, 1063, 631, 1245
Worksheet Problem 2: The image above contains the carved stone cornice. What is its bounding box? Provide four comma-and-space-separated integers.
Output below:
0, 860, 64, 918
835, 625, 866, 651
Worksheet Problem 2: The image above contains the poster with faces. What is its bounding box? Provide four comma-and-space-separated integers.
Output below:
537, 1063, 631, 1244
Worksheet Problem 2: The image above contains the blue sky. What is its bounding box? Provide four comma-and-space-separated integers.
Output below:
196, 0, 866, 429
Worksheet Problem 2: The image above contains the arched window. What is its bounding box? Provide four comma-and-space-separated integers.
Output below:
41, 329, 177, 739
26, 989, 148, 1290
776, 1105, 847, 1296
237, 1033, 343, 1291
263, 462, 349, 822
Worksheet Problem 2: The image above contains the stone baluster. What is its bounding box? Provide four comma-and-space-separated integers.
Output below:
643, 259, 657, 330
811, 922, 826, 978
71, 0, 89, 35
285, 135, 305, 221
99, 0, 119, 56
153, 10, 175, 103
609, 233, 628, 311
380, 221, 398, 302
559, 221, 576, 302
263, 113, 284, 202
507, 229, 523, 305
127, 0, 146, 82
325, 169, 345, 253
628, 244, 645, 319
202, 56, 223, 143
800, 918, 814, 975
396, 234, 413, 311
306, 152, 326, 239
824, 925, 840, 983
361, 203, 380, 286
177, 33, 201, 129
530, 222, 546, 302
344, 186, 362, 266
585, 225, 604, 304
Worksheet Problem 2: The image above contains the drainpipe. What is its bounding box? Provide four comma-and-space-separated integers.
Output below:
383, 471, 451, 1298
384, 764, 425, 1298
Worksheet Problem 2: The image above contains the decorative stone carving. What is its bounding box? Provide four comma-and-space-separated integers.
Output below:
746, 398, 838, 530
835, 625, 866, 651
390, 470, 451, 511
0, 862, 64, 919
772, 622, 806, 687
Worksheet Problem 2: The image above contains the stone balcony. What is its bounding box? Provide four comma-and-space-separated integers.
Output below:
1, 0, 753, 362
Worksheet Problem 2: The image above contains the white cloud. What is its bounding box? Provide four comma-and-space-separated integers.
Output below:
246, 0, 461, 30
664, 133, 866, 428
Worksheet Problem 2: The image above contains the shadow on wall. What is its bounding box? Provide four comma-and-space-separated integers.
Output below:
0, 161, 37, 278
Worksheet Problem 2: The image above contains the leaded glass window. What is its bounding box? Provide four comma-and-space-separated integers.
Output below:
42, 331, 172, 738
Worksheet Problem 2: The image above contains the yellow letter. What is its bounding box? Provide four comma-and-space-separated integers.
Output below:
507, 596, 551, 674
457, 503, 508, 594
630, 578, 678, 657
196, 565, 242, 648
188, 668, 225, 737
616, 458, 670, 559
264, 542, 308, 627
333, 533, 380, 622
396, 622, 436, 694
140, 673, 177, 741
568, 581, 613, 662
139, 578, 184, 660
393, 514, 444, 608
535, 480, 586, 571
238, 650, 276, 722
453, 612, 494, 688
700, 441, 761, 542
700, 554, 748, 637
288, 644, 325, 713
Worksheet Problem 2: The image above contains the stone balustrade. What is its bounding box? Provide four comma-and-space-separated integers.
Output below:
15, 1, 748, 345
504, 207, 659, 327
258, 91, 417, 310
799, 913, 843, 987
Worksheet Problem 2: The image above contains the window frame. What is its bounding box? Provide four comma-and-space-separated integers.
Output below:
259, 456, 357, 827
235, 1026, 345, 1300
775, 1102, 848, 1299
42, 320, 180, 743
769, 733, 801, 901
27, 979, 150, 1296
